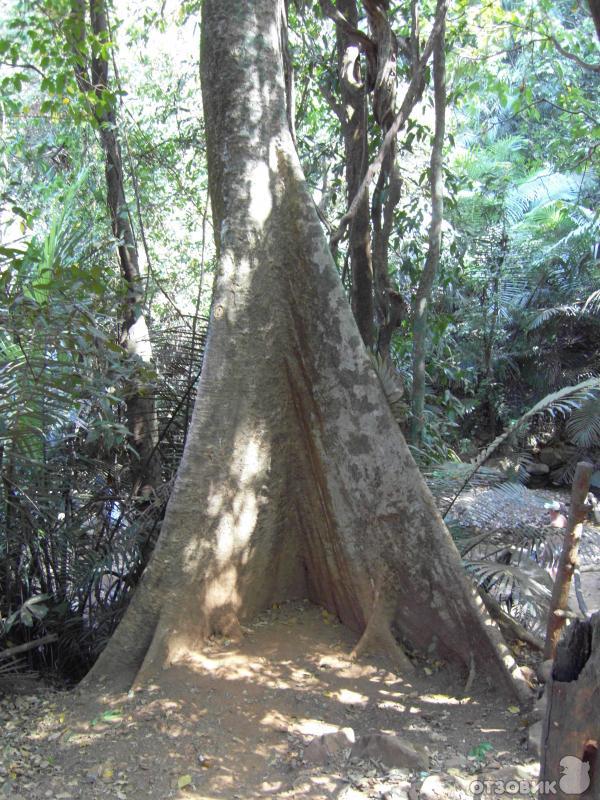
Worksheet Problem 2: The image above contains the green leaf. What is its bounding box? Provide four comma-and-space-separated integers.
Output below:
468, 742, 493, 759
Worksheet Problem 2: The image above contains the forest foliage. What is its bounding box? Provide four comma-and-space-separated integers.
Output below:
0, 0, 599, 679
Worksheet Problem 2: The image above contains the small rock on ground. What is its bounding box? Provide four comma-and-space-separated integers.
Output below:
350, 733, 428, 770
304, 728, 356, 764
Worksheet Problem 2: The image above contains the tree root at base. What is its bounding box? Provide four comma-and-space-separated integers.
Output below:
350, 615, 414, 673
463, 654, 476, 694
214, 611, 244, 641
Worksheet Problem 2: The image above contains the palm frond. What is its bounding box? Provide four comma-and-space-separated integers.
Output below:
467, 558, 554, 635
583, 289, 600, 315
425, 462, 508, 498
565, 393, 600, 448
468, 559, 553, 601
527, 304, 581, 330
443, 377, 600, 517
507, 170, 585, 215
473, 377, 598, 466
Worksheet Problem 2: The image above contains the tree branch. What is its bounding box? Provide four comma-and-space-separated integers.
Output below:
319, 0, 375, 56
0, 634, 58, 661
548, 32, 600, 72
0, 60, 45, 78
329, 0, 448, 251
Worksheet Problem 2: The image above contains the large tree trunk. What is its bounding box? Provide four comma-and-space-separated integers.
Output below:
84, 0, 529, 702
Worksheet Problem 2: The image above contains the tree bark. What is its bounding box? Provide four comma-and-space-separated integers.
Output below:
409, 15, 445, 445
329, 0, 445, 250
84, 0, 529, 703
365, 0, 405, 361
324, 0, 439, 359
70, 0, 161, 494
540, 612, 600, 798
589, 0, 600, 41
372, 159, 404, 360
335, 0, 375, 348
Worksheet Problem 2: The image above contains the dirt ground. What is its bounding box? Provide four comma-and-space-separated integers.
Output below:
0, 602, 539, 800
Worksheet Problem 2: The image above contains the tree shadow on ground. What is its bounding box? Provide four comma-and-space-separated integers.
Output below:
12, 602, 527, 800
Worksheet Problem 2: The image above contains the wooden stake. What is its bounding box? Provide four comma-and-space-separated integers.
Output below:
544, 461, 593, 660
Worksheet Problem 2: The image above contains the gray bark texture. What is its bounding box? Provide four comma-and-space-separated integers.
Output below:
84, 0, 529, 702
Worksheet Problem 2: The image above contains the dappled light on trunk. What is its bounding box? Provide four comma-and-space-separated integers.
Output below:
84, 0, 529, 703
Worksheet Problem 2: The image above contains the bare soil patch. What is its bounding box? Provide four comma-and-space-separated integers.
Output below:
0, 602, 538, 799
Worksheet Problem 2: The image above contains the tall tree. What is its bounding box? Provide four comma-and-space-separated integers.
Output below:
365, 0, 405, 361
409, 13, 446, 445
85, 0, 528, 701
323, 0, 423, 359
69, 0, 161, 494
327, 0, 375, 347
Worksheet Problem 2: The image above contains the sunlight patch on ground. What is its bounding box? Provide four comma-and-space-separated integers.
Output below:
288, 667, 320, 685
259, 709, 293, 731
316, 655, 384, 681
420, 693, 475, 705
262, 778, 286, 793
376, 699, 407, 712
259, 709, 353, 739
290, 718, 347, 737
334, 688, 369, 705
295, 773, 345, 795
184, 651, 264, 681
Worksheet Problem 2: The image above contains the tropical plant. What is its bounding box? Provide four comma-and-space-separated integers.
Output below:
0, 172, 207, 677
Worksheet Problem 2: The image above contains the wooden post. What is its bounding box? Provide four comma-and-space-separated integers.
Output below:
544, 461, 593, 661
540, 612, 599, 798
